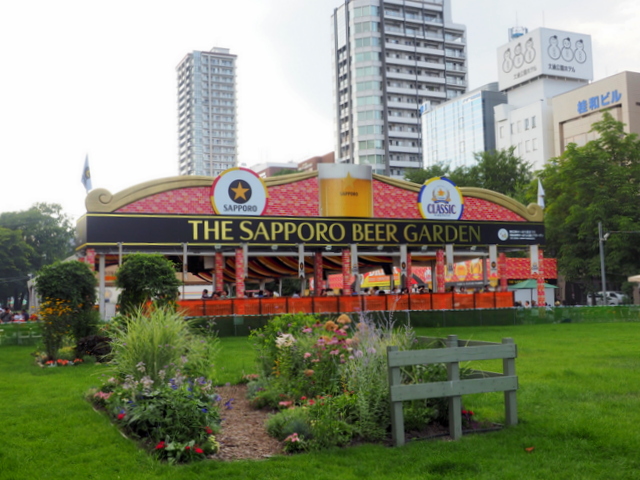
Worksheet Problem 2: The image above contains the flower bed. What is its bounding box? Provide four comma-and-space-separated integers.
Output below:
247, 313, 470, 453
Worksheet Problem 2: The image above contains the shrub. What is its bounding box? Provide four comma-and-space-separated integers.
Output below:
265, 407, 312, 441
75, 334, 112, 361
115, 254, 181, 315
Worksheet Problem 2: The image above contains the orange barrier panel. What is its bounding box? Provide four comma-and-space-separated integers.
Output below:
233, 298, 261, 316
475, 293, 496, 309
177, 300, 204, 317
387, 294, 410, 312
410, 294, 432, 311
453, 293, 474, 310
432, 293, 454, 310
339, 296, 363, 313
288, 297, 314, 314
205, 299, 234, 316
313, 297, 340, 314
363, 296, 387, 312
495, 291, 514, 308
261, 298, 288, 316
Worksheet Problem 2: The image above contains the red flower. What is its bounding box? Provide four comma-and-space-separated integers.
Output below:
195, 447, 204, 454
155, 441, 166, 450
117, 413, 126, 420
205, 426, 213, 434
185, 446, 191, 450
300, 396, 307, 401
462, 410, 468, 415
468, 410, 474, 416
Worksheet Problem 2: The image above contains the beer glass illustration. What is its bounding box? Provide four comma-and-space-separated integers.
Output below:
318, 164, 373, 217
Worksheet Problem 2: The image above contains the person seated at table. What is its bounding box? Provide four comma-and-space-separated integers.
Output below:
201, 289, 210, 299
400, 287, 409, 295
219, 290, 228, 299
370, 286, 380, 295
1, 309, 12, 323
210, 291, 221, 300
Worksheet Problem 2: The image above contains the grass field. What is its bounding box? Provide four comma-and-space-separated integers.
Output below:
1, 322, 639, 479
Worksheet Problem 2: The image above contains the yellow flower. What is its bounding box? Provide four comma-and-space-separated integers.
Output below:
337, 314, 351, 325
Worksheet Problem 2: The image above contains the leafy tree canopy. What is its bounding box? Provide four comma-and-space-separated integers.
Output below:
116, 254, 181, 315
403, 148, 532, 202
0, 202, 74, 271
0, 228, 36, 308
35, 261, 97, 312
541, 112, 640, 291
271, 168, 299, 177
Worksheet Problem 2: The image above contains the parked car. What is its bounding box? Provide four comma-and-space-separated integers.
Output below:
587, 291, 626, 306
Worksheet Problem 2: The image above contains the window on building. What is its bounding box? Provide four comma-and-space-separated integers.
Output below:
525, 118, 530, 130
532, 138, 538, 150
531, 116, 537, 128
499, 126, 504, 139
525, 140, 530, 152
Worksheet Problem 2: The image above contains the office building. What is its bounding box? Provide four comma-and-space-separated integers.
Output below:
421, 83, 506, 168
493, 28, 593, 170
177, 47, 237, 176
551, 71, 640, 156
331, 0, 467, 178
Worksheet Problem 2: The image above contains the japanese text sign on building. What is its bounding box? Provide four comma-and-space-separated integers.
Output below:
577, 90, 623, 114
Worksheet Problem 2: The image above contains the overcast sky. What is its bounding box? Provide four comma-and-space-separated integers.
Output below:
1, 0, 639, 221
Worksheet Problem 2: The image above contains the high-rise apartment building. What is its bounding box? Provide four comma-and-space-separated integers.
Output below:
331, 0, 467, 178
176, 47, 237, 176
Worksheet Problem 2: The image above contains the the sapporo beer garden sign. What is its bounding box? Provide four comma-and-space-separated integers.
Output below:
77, 171, 544, 249
79, 214, 543, 248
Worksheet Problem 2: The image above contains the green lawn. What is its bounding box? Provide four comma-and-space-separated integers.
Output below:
1, 322, 639, 479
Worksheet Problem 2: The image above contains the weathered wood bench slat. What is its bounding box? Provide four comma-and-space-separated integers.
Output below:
390, 375, 518, 402
387, 344, 517, 367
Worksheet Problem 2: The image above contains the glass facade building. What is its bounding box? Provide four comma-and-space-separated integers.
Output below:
176, 48, 237, 177
331, 0, 467, 178
421, 83, 506, 168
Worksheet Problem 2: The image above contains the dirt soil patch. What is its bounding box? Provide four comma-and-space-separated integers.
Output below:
213, 384, 283, 461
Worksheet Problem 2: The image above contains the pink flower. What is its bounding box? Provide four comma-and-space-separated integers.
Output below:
302, 327, 313, 333
308, 399, 315, 405
329, 349, 339, 355
279, 400, 293, 407
303, 352, 312, 358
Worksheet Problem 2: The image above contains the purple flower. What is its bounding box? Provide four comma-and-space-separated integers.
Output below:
224, 398, 234, 410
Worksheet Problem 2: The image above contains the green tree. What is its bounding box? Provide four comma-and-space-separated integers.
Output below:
0, 228, 35, 309
36, 261, 99, 356
541, 112, 640, 292
0, 203, 74, 270
272, 168, 299, 177
403, 149, 532, 201
404, 163, 451, 185
466, 147, 533, 201
0, 203, 74, 309
116, 254, 181, 315
36, 261, 97, 312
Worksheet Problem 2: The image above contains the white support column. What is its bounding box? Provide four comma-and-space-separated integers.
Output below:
98, 254, 106, 320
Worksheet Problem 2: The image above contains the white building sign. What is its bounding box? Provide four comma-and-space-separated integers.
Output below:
497, 28, 593, 91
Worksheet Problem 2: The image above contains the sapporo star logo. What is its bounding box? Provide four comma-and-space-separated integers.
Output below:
229, 180, 251, 204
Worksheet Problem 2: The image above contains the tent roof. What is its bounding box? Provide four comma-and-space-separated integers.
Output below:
508, 279, 558, 290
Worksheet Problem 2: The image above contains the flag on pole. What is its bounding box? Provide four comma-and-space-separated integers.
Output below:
81, 155, 92, 192
537, 178, 545, 209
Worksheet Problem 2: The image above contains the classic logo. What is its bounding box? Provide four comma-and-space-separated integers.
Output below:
418, 177, 464, 221
210, 167, 268, 216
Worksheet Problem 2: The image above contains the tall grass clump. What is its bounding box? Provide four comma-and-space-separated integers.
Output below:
108, 307, 219, 384
343, 315, 415, 441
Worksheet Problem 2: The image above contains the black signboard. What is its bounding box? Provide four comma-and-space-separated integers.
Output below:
78, 214, 545, 249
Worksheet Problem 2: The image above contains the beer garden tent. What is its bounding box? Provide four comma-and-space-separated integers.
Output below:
75, 168, 552, 317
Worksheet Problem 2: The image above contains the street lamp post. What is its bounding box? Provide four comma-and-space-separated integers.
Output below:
598, 222, 607, 299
